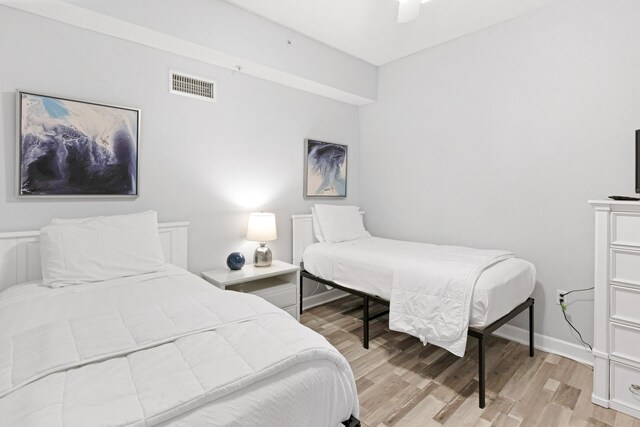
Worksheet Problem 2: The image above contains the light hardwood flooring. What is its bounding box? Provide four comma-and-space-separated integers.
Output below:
301, 296, 640, 427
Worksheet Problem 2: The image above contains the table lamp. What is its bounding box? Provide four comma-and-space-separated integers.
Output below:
246, 212, 277, 267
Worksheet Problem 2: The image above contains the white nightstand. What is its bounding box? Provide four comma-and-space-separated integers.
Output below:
201, 260, 300, 321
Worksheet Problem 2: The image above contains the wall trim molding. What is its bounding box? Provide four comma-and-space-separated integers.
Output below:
0, 0, 375, 106
303, 294, 594, 366
494, 323, 594, 366
302, 289, 348, 311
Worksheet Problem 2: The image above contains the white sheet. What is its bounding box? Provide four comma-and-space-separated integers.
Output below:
0, 266, 358, 426
303, 237, 535, 328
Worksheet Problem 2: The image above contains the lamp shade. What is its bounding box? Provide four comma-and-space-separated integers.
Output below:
246, 212, 277, 242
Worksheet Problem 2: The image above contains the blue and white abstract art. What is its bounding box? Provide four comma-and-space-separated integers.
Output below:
18, 92, 139, 196
304, 139, 347, 198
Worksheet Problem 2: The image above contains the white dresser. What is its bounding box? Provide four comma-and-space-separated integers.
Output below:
590, 200, 640, 419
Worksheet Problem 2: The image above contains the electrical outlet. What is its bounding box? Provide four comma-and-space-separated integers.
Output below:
556, 289, 567, 305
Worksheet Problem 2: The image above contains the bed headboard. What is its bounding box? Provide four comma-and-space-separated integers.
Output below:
291, 212, 364, 268
0, 222, 189, 292
291, 214, 315, 267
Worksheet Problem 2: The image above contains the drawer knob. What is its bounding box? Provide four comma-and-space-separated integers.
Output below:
631, 384, 640, 397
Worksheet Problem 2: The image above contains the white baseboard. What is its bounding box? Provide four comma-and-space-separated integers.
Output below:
592, 394, 609, 408
493, 324, 594, 366
302, 289, 348, 311
303, 296, 594, 366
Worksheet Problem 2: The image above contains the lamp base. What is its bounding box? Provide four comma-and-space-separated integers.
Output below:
254, 242, 272, 267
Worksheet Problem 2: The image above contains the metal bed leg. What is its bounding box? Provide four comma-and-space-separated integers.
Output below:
529, 300, 534, 357
341, 415, 361, 427
478, 335, 486, 409
299, 275, 304, 314
363, 295, 369, 349
300, 270, 534, 410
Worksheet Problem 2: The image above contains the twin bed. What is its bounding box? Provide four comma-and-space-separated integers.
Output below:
0, 207, 536, 425
293, 205, 536, 408
0, 213, 359, 426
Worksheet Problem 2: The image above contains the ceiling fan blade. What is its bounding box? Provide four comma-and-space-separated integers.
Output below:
397, 0, 421, 23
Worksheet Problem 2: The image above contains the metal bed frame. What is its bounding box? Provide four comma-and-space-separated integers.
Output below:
341, 415, 360, 427
300, 269, 535, 409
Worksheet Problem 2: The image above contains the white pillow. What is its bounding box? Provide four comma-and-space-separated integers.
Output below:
310, 206, 324, 242
313, 204, 370, 243
50, 211, 155, 224
50, 215, 104, 224
40, 211, 166, 288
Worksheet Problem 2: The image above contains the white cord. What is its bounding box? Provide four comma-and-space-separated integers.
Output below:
311, 281, 321, 295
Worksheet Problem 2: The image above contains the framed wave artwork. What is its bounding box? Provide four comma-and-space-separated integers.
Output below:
304, 139, 347, 198
17, 91, 140, 197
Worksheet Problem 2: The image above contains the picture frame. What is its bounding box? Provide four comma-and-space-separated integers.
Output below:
16, 91, 140, 197
304, 139, 347, 198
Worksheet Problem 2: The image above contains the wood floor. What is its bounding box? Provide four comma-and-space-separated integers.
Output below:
301, 296, 640, 427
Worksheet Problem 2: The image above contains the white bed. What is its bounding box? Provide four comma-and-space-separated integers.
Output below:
302, 237, 536, 328
0, 219, 359, 427
292, 208, 536, 409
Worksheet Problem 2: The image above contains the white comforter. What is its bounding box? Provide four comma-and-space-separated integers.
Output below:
0, 267, 358, 426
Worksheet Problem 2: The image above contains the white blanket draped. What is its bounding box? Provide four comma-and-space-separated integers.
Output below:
389, 244, 513, 356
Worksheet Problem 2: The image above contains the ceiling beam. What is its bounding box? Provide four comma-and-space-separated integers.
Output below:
0, 0, 376, 106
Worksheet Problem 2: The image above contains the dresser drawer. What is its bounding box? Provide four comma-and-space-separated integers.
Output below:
611, 322, 640, 363
613, 213, 640, 248
611, 249, 640, 286
248, 282, 296, 308
611, 285, 640, 325
610, 361, 640, 414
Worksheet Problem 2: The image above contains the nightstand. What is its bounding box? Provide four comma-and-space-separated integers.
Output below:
201, 260, 300, 321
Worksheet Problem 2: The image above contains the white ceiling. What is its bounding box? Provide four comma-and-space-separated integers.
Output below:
224, 0, 560, 66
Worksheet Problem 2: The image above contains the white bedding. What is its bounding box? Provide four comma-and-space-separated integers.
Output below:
303, 237, 535, 338
0, 266, 358, 426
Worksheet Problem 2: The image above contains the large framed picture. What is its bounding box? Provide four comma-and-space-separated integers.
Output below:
17, 91, 140, 197
304, 139, 347, 198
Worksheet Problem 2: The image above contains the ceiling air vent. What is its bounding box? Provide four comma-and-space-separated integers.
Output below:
169, 71, 216, 102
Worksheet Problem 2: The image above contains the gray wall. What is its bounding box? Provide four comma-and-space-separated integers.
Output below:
359, 0, 640, 347
0, 5, 361, 280
61, 0, 378, 101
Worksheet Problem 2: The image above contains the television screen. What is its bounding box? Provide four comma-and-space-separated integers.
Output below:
637, 130, 640, 193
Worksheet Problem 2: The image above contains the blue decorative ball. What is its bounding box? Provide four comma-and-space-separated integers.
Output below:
226, 252, 245, 270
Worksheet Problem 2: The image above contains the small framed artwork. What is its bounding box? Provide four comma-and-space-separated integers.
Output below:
17, 91, 140, 197
304, 139, 347, 198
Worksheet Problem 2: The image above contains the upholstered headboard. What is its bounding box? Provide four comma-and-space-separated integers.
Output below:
0, 222, 189, 293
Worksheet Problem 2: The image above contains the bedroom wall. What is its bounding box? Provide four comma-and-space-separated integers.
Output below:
59, 0, 377, 102
0, 5, 361, 285
358, 0, 640, 355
